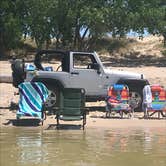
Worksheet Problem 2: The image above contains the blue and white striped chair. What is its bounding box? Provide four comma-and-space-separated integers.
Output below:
17, 82, 49, 124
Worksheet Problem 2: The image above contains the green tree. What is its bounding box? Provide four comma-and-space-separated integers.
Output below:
0, 0, 22, 55
104, 0, 131, 38
127, 0, 166, 44
1, 0, 165, 55
67, 0, 107, 50
145, 1, 166, 45
20, 0, 53, 49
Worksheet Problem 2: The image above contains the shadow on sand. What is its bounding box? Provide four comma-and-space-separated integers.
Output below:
90, 115, 131, 119
3, 119, 83, 129
3, 119, 41, 127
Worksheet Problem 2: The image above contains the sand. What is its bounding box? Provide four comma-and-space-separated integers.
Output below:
0, 60, 166, 129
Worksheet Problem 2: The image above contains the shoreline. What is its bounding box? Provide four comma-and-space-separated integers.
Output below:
1, 109, 166, 130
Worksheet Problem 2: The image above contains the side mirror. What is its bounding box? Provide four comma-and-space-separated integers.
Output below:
91, 63, 101, 74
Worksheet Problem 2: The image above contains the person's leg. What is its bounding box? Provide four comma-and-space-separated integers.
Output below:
105, 104, 110, 117
143, 103, 148, 118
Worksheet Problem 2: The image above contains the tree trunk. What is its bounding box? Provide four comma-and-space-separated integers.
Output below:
35, 38, 42, 50
73, 14, 81, 50
79, 27, 89, 50
46, 39, 51, 50
163, 33, 166, 46
0, 33, 7, 57
56, 33, 61, 49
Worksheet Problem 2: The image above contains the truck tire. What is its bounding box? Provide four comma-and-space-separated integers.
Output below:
117, 79, 148, 112
11, 59, 25, 87
129, 86, 143, 112
31, 77, 63, 114
44, 84, 60, 114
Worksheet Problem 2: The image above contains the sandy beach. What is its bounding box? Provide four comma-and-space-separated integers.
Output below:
0, 60, 166, 129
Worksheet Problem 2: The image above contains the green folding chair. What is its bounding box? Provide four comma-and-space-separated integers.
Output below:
56, 88, 86, 129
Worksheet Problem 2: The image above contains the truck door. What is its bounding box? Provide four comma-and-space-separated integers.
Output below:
69, 53, 104, 96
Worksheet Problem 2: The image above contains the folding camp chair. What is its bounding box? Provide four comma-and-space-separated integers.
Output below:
17, 82, 49, 125
56, 88, 86, 129
146, 85, 166, 119
105, 84, 133, 118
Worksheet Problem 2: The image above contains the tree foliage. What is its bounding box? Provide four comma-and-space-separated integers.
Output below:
0, 0, 22, 53
0, 0, 166, 55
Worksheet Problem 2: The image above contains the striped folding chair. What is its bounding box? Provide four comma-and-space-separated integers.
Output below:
146, 85, 166, 119
105, 84, 132, 118
17, 82, 49, 124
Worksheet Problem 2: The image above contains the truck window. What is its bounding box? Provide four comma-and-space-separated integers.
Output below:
37, 53, 66, 72
73, 54, 97, 69
42, 54, 61, 71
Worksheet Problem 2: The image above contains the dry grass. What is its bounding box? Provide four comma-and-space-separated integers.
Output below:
97, 36, 166, 67
98, 35, 165, 57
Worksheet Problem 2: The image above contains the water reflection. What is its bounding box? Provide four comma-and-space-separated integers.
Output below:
17, 133, 47, 164
0, 127, 166, 166
105, 128, 166, 155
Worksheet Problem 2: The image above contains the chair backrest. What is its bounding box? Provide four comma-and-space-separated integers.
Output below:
148, 85, 166, 111
59, 88, 85, 116
151, 85, 166, 102
107, 84, 129, 103
18, 82, 49, 118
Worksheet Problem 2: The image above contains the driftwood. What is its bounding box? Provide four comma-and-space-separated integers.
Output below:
0, 74, 12, 83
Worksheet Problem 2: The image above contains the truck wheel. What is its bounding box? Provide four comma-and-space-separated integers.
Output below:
129, 88, 143, 112
45, 85, 59, 114
11, 59, 25, 87
117, 79, 148, 112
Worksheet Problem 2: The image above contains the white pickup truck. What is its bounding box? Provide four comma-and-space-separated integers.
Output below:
11, 50, 148, 110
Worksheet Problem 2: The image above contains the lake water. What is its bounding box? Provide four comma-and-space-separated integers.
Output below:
0, 127, 166, 166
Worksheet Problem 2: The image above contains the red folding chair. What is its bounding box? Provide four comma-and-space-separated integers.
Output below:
146, 85, 166, 119
105, 84, 133, 118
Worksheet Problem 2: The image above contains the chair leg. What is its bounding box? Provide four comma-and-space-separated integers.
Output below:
150, 111, 156, 117
131, 109, 134, 118
83, 122, 84, 130
105, 105, 110, 118
83, 113, 86, 130
56, 115, 59, 129
120, 111, 123, 119
158, 111, 160, 119
83, 118, 85, 130
128, 111, 132, 119
106, 111, 109, 118
41, 110, 46, 126
161, 111, 166, 118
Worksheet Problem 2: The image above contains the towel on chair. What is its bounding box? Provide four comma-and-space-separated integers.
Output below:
17, 82, 49, 119
142, 85, 152, 109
